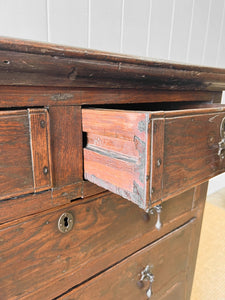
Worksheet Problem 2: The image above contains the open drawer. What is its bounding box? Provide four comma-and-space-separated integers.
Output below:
82, 105, 225, 210
0, 108, 52, 201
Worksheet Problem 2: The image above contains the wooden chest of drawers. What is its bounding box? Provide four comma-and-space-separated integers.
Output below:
0, 37, 225, 299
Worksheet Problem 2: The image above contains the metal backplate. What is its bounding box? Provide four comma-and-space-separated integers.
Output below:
58, 212, 74, 233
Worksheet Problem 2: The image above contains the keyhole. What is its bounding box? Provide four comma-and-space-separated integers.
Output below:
58, 212, 74, 233
64, 217, 69, 227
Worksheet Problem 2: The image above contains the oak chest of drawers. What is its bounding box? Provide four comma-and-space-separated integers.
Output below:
0, 37, 225, 299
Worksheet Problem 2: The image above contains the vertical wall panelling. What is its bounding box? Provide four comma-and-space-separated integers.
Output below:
186, 0, 211, 65
120, 0, 125, 52
201, 0, 212, 65
46, 0, 50, 42
168, 0, 193, 62
122, 0, 150, 56
168, 0, 176, 60
208, 173, 225, 195
48, 0, 89, 48
145, 0, 152, 56
216, 1, 225, 68
90, 0, 122, 52
148, 0, 174, 59
0, 0, 48, 41
202, 0, 224, 66
185, 0, 195, 63
88, 0, 91, 47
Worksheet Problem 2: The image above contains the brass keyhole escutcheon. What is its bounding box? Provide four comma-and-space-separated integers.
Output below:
58, 212, 74, 233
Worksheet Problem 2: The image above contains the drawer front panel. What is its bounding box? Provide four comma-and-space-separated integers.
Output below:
0, 109, 51, 201
60, 219, 194, 300
83, 107, 225, 210
0, 187, 196, 300
163, 112, 225, 198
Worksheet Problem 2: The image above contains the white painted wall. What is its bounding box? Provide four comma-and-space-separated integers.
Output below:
0, 0, 224, 194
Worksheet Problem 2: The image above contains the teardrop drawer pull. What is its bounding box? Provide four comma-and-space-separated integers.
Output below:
147, 204, 162, 230
218, 117, 225, 160
137, 265, 154, 299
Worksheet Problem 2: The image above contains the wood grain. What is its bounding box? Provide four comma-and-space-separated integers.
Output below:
163, 112, 225, 198
49, 106, 83, 187
1, 37, 225, 91
0, 110, 33, 200
0, 109, 52, 202
82, 181, 105, 198
83, 107, 225, 208
150, 118, 165, 205
83, 108, 149, 209
0, 187, 196, 300
51, 182, 83, 206
0, 182, 85, 225
28, 109, 52, 192
0, 87, 220, 108
0, 37, 223, 300
0, 190, 52, 224
59, 220, 194, 300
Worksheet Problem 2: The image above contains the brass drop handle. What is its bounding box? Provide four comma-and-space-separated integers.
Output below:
146, 204, 162, 230
137, 265, 154, 299
218, 117, 225, 160
218, 139, 225, 159
154, 205, 162, 230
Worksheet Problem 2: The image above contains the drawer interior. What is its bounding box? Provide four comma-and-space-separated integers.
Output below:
82, 101, 223, 112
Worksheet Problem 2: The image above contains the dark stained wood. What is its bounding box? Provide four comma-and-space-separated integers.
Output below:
82, 181, 106, 198
0, 38, 224, 300
0, 86, 221, 108
0, 110, 33, 200
59, 220, 194, 300
0, 182, 84, 225
1, 37, 225, 91
83, 106, 225, 209
29, 109, 52, 192
163, 111, 225, 198
51, 182, 83, 206
0, 190, 52, 224
0, 109, 52, 202
49, 106, 83, 187
150, 118, 165, 205
0, 187, 197, 300
0, 36, 225, 77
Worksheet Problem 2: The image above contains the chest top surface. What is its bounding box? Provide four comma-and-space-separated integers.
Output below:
0, 36, 225, 94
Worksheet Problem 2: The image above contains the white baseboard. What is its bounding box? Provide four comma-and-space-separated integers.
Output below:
208, 173, 225, 195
